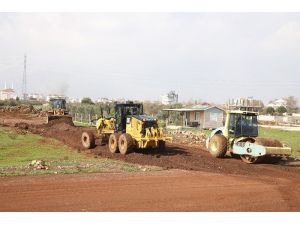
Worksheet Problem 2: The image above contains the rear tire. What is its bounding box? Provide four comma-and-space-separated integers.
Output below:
208, 134, 227, 158
81, 131, 95, 149
109, 133, 120, 153
118, 133, 134, 155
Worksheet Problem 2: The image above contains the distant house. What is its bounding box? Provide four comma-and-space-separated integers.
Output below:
95, 97, 114, 103
163, 105, 225, 129
161, 91, 178, 105
27, 93, 45, 101
68, 97, 81, 103
0, 88, 17, 100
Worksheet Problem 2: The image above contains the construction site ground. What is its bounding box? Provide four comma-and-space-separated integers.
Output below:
0, 111, 299, 211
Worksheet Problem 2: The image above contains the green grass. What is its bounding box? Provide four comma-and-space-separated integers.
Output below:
73, 121, 93, 127
259, 127, 300, 158
0, 127, 160, 176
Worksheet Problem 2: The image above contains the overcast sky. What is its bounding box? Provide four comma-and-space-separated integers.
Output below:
0, 13, 299, 104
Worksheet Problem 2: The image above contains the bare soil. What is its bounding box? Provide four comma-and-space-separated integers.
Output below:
0, 112, 299, 211
0, 170, 299, 212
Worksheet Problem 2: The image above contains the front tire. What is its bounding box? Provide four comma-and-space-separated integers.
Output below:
208, 134, 227, 158
118, 133, 134, 155
109, 133, 120, 153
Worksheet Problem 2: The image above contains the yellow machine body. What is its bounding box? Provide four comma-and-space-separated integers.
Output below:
48, 108, 68, 116
96, 118, 116, 136
95, 115, 170, 149
125, 116, 169, 149
81, 102, 171, 154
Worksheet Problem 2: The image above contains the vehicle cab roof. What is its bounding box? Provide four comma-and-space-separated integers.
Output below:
132, 115, 157, 122
227, 110, 258, 115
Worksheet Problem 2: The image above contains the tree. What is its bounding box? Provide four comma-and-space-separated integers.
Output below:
276, 106, 287, 115
266, 106, 275, 115
81, 97, 94, 105
143, 101, 164, 116
284, 96, 298, 113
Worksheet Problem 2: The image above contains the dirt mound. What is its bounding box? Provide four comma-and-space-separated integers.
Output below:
0, 105, 39, 114
27, 122, 89, 150
255, 138, 283, 147
15, 122, 29, 130
168, 130, 207, 147
47, 116, 74, 126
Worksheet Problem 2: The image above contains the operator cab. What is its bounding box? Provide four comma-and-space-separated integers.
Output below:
50, 98, 67, 110
228, 111, 258, 138
114, 102, 144, 132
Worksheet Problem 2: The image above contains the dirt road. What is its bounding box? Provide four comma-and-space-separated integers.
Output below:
0, 170, 299, 212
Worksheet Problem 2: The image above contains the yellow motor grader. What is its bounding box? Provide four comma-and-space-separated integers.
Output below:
81, 102, 170, 154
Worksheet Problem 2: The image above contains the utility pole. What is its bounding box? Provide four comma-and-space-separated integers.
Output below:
22, 54, 27, 100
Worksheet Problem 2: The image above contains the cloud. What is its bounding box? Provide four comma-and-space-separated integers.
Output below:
0, 13, 299, 103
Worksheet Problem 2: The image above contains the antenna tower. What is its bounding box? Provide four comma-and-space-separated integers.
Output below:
22, 54, 27, 100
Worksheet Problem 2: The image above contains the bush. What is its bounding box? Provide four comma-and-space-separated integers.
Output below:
81, 97, 94, 105
276, 106, 287, 115
265, 107, 275, 115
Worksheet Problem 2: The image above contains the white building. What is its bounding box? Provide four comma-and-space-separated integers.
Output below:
27, 93, 45, 101
0, 88, 17, 100
161, 91, 178, 105
68, 97, 81, 103
95, 97, 114, 103
267, 98, 287, 109
0, 83, 17, 100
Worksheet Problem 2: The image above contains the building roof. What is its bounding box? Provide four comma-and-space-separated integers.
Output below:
0, 88, 15, 93
163, 105, 224, 112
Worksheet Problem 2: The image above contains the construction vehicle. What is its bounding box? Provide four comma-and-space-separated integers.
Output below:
206, 110, 292, 163
81, 101, 170, 154
45, 98, 73, 124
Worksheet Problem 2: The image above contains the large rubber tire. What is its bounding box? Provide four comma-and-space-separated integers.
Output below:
208, 134, 227, 158
109, 133, 120, 153
118, 133, 134, 155
81, 131, 95, 149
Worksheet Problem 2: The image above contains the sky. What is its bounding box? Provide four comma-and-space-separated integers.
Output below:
0, 13, 300, 104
